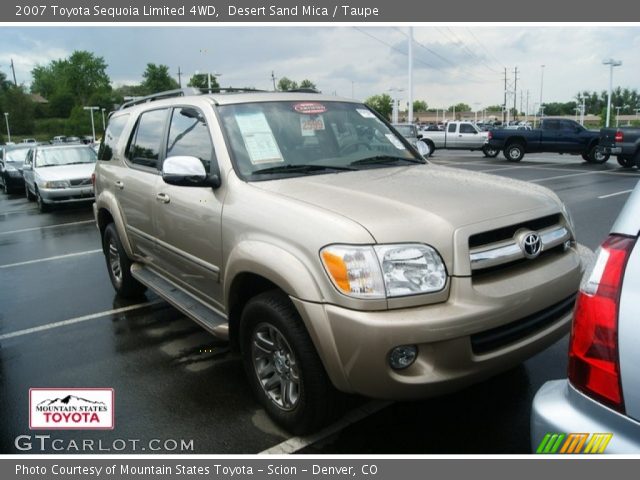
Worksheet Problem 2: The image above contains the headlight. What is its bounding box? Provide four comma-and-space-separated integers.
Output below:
320, 243, 447, 299
43, 180, 70, 189
562, 204, 575, 232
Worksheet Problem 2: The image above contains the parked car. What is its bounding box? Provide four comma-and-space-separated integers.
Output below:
65, 136, 82, 144
52, 135, 67, 144
486, 118, 607, 163
599, 127, 640, 168
419, 121, 498, 157
23, 144, 97, 212
94, 88, 590, 434
392, 123, 430, 156
0, 145, 30, 194
21, 138, 37, 144
531, 183, 640, 453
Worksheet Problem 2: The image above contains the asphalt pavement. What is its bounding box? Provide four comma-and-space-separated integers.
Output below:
1, 151, 638, 454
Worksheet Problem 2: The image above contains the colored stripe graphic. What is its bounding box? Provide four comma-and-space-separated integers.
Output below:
537, 433, 566, 453
560, 433, 589, 454
537, 433, 613, 454
584, 434, 613, 454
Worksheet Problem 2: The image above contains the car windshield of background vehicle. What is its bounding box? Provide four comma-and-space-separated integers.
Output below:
35, 147, 97, 167
218, 101, 423, 180
5, 149, 30, 163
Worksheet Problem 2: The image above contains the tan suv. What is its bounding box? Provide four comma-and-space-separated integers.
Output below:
94, 88, 591, 433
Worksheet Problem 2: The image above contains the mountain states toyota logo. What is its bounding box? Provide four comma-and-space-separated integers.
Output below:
29, 388, 114, 430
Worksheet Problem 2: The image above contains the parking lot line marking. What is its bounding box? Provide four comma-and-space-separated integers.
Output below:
258, 400, 393, 455
0, 219, 94, 235
0, 249, 102, 269
598, 189, 634, 199
529, 171, 597, 183
0, 299, 164, 341
0, 207, 39, 216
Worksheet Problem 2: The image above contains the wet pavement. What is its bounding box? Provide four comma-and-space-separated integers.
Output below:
1, 152, 638, 454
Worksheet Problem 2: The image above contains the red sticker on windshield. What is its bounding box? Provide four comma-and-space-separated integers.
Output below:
293, 103, 327, 115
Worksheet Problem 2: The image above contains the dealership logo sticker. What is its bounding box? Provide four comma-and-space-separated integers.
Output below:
536, 432, 613, 454
29, 388, 114, 430
293, 102, 327, 115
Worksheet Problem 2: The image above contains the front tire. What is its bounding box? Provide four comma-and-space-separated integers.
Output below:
102, 223, 147, 299
617, 156, 635, 168
25, 183, 35, 201
240, 290, 337, 435
36, 189, 50, 213
482, 145, 499, 158
588, 145, 609, 164
504, 143, 525, 162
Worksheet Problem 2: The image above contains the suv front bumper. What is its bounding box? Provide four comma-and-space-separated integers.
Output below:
292, 244, 593, 399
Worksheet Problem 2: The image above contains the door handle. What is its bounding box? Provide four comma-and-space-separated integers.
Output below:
114, 181, 124, 190
458, 134, 463, 137
156, 193, 170, 204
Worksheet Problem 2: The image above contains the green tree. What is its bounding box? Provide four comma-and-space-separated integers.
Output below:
364, 94, 393, 119
31, 51, 110, 105
141, 64, 179, 95
485, 105, 503, 112
448, 103, 471, 113
277, 77, 298, 91
48, 90, 76, 118
3, 86, 35, 135
413, 100, 428, 112
187, 73, 220, 89
299, 79, 317, 90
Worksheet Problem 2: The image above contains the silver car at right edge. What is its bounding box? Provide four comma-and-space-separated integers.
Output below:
531, 181, 640, 453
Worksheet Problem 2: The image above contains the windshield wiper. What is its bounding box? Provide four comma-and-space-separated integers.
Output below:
349, 155, 425, 167
252, 164, 356, 175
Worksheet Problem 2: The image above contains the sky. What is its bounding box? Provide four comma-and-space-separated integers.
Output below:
0, 26, 639, 111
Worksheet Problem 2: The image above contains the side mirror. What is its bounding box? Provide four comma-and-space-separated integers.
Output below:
162, 156, 220, 188
22, 164, 32, 171
417, 133, 423, 139
416, 140, 430, 158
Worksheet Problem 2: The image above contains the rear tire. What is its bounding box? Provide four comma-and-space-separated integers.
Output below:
240, 290, 338, 435
504, 143, 525, 162
588, 145, 609, 164
102, 223, 147, 299
482, 145, 499, 158
425, 140, 435, 157
2, 177, 10, 194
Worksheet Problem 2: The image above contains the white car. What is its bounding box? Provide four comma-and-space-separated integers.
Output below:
531, 182, 640, 453
22, 144, 97, 212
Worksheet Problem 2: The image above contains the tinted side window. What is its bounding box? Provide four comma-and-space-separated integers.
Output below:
543, 120, 559, 130
99, 114, 129, 161
559, 120, 578, 130
447, 123, 457, 133
459, 124, 476, 134
127, 109, 168, 169
166, 107, 215, 173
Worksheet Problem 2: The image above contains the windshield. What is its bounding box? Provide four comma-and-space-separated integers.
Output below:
218, 101, 424, 180
35, 147, 97, 168
5, 148, 30, 163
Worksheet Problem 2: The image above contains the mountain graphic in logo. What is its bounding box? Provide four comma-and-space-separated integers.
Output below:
37, 395, 106, 407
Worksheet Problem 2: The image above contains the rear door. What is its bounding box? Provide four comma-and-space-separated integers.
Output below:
445, 122, 458, 147
153, 105, 225, 309
558, 119, 584, 153
117, 108, 168, 259
539, 119, 562, 152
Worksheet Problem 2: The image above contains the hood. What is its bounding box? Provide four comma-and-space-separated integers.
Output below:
35, 163, 95, 182
253, 164, 562, 274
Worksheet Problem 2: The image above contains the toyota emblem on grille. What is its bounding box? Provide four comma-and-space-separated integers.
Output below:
518, 231, 542, 259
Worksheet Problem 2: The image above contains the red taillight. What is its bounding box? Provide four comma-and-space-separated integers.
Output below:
615, 131, 624, 143
91, 172, 96, 187
487, 130, 493, 140
568, 235, 635, 412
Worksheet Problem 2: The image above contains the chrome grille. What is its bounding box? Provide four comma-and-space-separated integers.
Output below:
69, 178, 92, 186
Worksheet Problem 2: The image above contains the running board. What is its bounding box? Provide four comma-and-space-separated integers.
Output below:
130, 263, 229, 340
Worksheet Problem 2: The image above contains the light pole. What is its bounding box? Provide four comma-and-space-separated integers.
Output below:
407, 27, 414, 124
3, 112, 10, 143
615, 106, 622, 127
83, 106, 99, 142
539, 65, 545, 117
603, 58, 622, 127
101, 108, 106, 131
474, 102, 481, 123
388, 88, 404, 123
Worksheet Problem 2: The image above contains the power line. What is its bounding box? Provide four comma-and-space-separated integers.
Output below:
436, 27, 501, 75
464, 28, 505, 70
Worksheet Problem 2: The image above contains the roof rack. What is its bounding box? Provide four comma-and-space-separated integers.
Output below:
286, 88, 321, 94
118, 87, 268, 110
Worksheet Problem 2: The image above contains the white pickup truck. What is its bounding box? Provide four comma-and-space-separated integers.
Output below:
420, 121, 498, 157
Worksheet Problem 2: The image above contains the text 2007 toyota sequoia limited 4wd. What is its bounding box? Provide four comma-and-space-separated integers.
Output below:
93, 88, 592, 434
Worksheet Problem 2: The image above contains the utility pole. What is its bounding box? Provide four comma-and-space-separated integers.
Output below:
539, 65, 545, 122
271, 71, 277, 91
603, 58, 622, 127
526, 90, 530, 123
177, 66, 182, 88
503, 68, 508, 124
408, 27, 414, 124
580, 97, 586, 125
10, 59, 17, 86
513, 66, 519, 120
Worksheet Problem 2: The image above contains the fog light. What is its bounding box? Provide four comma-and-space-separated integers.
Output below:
563, 240, 572, 251
389, 345, 418, 370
